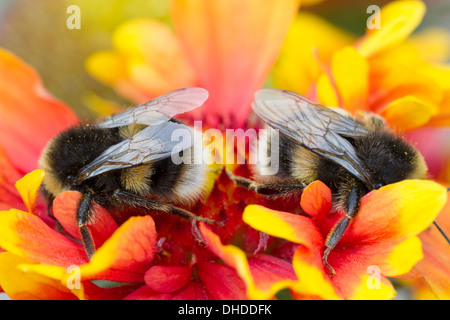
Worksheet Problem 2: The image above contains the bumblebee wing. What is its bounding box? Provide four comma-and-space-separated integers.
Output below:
77, 121, 194, 182
97, 87, 208, 128
252, 89, 374, 187
254, 89, 367, 137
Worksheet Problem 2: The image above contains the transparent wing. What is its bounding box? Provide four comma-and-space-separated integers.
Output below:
77, 121, 194, 182
252, 89, 375, 187
98, 87, 209, 128
254, 89, 368, 137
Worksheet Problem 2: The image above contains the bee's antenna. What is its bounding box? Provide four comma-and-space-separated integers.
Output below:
433, 221, 450, 245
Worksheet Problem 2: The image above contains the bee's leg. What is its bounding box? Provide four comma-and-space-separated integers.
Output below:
76, 190, 96, 259
322, 186, 360, 277
112, 190, 220, 245
226, 171, 305, 196
112, 191, 219, 226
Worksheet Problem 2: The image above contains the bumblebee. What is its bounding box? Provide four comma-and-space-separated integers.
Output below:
39, 88, 211, 259
230, 88, 448, 275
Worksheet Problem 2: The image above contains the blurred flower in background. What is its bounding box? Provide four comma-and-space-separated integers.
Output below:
0, 0, 171, 120
0, 0, 450, 300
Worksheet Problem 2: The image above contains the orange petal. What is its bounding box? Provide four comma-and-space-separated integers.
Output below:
79, 216, 157, 282
328, 237, 416, 299
199, 223, 296, 299
113, 19, 197, 98
330, 47, 369, 112
300, 180, 332, 224
243, 204, 323, 248
290, 245, 340, 300
316, 73, 339, 108
273, 12, 355, 95
0, 209, 87, 266
0, 49, 78, 173
242, 206, 341, 299
427, 114, 450, 127
52, 191, 118, 249
343, 180, 447, 244
356, 0, 426, 58
411, 194, 450, 299
380, 96, 439, 131
0, 144, 25, 211
171, 0, 300, 127
369, 60, 443, 115
14, 170, 45, 214
0, 252, 78, 300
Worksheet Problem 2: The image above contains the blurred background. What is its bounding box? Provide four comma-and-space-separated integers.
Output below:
0, 0, 448, 120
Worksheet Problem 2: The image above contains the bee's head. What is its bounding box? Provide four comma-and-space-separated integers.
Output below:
38, 125, 120, 198
358, 131, 428, 188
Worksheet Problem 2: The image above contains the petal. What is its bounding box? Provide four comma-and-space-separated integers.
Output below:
243, 205, 323, 248
290, 246, 341, 300
112, 19, 197, 98
0, 252, 78, 300
145, 265, 193, 293
273, 13, 355, 95
14, 170, 45, 214
300, 180, 332, 224
408, 28, 450, 63
197, 261, 247, 300
316, 73, 339, 108
0, 145, 26, 211
79, 216, 157, 282
344, 180, 447, 244
14, 263, 84, 300
356, 0, 426, 58
341, 274, 396, 300
85, 51, 128, 87
123, 285, 172, 300
369, 60, 443, 112
328, 241, 405, 299
0, 49, 78, 174
330, 47, 369, 112
380, 236, 423, 277
171, 0, 300, 127
0, 209, 87, 266
52, 191, 118, 249
199, 223, 296, 299
379, 96, 439, 131
171, 279, 209, 300
410, 198, 450, 299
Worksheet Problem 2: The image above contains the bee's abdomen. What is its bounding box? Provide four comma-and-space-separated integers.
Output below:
121, 145, 207, 205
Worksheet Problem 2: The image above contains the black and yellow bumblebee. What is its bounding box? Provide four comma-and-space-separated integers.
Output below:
230, 88, 449, 275
39, 88, 212, 259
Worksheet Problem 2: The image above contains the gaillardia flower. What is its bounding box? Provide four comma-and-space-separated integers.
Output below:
240, 180, 448, 299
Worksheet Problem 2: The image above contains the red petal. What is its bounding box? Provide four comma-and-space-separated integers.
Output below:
300, 180, 332, 224
171, 279, 209, 300
145, 265, 193, 293
53, 191, 118, 249
197, 261, 247, 300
